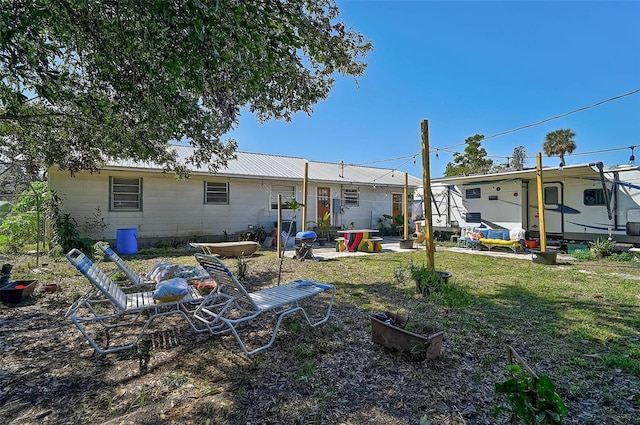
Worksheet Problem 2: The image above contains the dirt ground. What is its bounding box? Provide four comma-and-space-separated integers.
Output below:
1, 248, 638, 425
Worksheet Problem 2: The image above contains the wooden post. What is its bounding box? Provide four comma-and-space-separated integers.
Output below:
302, 161, 309, 231
421, 120, 435, 268
536, 152, 547, 251
277, 194, 283, 258
403, 172, 409, 240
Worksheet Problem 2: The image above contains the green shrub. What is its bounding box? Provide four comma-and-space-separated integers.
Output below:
430, 282, 472, 309
494, 364, 567, 424
608, 252, 634, 262
409, 263, 444, 297
0, 182, 49, 250
572, 250, 595, 261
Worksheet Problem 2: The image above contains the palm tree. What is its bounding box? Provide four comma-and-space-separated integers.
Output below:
543, 129, 576, 166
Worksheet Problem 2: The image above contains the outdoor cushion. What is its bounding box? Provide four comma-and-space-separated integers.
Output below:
479, 238, 519, 246
483, 230, 511, 240
153, 278, 189, 302
146, 262, 179, 283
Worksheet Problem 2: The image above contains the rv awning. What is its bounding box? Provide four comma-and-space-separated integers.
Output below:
431, 164, 601, 185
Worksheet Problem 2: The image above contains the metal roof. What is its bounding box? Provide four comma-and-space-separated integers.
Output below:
105, 145, 423, 187
431, 164, 603, 185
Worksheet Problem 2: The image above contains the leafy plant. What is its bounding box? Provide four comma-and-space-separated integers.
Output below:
591, 237, 616, 258
409, 262, 445, 297
0, 182, 49, 251
84, 206, 107, 240
429, 282, 472, 309
236, 254, 248, 281
253, 226, 267, 244
378, 214, 397, 236
607, 252, 635, 262
571, 250, 595, 261
494, 364, 567, 424
54, 213, 82, 253
314, 211, 332, 240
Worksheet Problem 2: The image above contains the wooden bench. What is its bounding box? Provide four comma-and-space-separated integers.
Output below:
335, 237, 383, 253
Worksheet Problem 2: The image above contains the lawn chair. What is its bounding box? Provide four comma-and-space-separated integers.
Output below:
193, 253, 336, 355
65, 248, 212, 355
96, 241, 209, 288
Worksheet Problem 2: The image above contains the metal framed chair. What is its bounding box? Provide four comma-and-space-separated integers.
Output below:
65, 249, 212, 355
193, 253, 336, 355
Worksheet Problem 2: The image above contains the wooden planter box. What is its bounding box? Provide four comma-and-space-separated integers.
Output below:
371, 312, 444, 359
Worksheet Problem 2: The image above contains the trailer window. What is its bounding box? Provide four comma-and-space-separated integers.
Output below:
464, 212, 482, 223
544, 187, 558, 205
465, 188, 481, 199
583, 189, 607, 206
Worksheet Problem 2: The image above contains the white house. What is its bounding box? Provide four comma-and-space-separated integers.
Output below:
48, 146, 423, 247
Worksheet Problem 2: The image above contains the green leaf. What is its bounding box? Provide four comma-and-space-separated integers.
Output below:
419, 415, 431, 425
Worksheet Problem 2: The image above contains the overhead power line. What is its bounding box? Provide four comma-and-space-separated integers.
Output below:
439, 88, 640, 151
359, 88, 639, 184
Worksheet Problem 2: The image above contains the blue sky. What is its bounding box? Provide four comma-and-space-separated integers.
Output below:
227, 1, 640, 179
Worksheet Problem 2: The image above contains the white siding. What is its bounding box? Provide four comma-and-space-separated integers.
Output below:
49, 169, 307, 241
49, 168, 416, 245
461, 180, 524, 229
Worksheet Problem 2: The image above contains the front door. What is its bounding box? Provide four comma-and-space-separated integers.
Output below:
542, 183, 563, 235
392, 193, 403, 219
317, 187, 331, 222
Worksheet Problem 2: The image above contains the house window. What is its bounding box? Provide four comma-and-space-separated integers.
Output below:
110, 177, 142, 211
465, 188, 481, 199
271, 185, 296, 209
343, 189, 359, 206
205, 182, 229, 204
583, 188, 607, 206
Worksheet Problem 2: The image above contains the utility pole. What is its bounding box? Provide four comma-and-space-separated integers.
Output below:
536, 152, 547, 251
421, 120, 435, 268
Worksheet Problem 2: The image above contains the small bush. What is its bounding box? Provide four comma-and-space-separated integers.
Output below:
572, 250, 595, 261
608, 252, 634, 262
430, 282, 472, 309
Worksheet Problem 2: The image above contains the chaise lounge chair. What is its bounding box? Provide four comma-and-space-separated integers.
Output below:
193, 253, 336, 355
65, 248, 212, 355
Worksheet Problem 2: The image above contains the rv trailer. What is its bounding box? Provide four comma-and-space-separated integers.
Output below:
421, 163, 640, 245
413, 183, 467, 232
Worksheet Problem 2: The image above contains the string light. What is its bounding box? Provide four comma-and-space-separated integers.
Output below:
630, 146, 636, 165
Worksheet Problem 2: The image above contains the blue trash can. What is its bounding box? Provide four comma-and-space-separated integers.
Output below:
116, 228, 138, 255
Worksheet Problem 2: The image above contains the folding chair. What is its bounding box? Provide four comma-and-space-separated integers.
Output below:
65, 248, 212, 355
96, 241, 209, 288
193, 253, 336, 355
